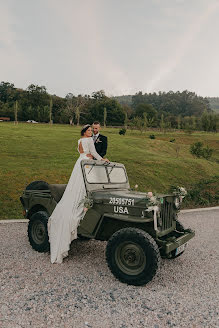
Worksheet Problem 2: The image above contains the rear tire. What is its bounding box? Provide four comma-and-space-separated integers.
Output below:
106, 228, 161, 286
26, 181, 49, 191
28, 211, 50, 252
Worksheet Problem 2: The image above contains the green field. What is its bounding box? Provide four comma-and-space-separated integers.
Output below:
0, 122, 218, 220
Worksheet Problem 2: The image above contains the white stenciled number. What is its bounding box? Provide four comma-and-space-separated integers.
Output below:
109, 197, 135, 206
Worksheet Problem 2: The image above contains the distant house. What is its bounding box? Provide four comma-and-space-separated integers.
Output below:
0, 117, 10, 121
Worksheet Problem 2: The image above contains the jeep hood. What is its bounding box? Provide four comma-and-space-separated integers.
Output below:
91, 189, 169, 207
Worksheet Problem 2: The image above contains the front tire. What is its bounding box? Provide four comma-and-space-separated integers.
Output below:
77, 234, 90, 241
106, 228, 161, 286
28, 211, 50, 252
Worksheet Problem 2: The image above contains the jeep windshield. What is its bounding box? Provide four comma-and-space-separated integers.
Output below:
84, 163, 127, 184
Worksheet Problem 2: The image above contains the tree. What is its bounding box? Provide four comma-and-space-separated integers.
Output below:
75, 95, 87, 126
49, 97, 53, 124
0, 102, 14, 119
135, 103, 157, 121
26, 84, 49, 109
51, 95, 67, 123
25, 84, 49, 121
132, 90, 210, 118
26, 105, 33, 121
208, 113, 218, 132
177, 115, 181, 130
0, 81, 16, 103
38, 105, 50, 122
124, 111, 128, 129
86, 95, 125, 126
92, 90, 106, 100
14, 100, 18, 124
160, 114, 165, 131
103, 107, 107, 128
191, 116, 196, 130
64, 94, 87, 125
75, 107, 80, 126
201, 110, 210, 131
143, 112, 148, 131
65, 93, 75, 125
132, 117, 145, 133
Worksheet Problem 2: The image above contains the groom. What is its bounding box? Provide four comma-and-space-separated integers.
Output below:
92, 121, 108, 158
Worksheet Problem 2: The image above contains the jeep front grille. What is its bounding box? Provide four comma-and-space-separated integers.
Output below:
160, 199, 173, 231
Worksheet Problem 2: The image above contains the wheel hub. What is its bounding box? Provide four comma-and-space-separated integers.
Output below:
32, 220, 46, 243
124, 248, 139, 264
115, 242, 146, 275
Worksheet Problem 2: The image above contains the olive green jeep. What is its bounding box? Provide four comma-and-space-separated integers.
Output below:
20, 160, 195, 286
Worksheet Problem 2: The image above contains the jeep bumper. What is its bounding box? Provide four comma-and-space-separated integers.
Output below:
164, 229, 195, 254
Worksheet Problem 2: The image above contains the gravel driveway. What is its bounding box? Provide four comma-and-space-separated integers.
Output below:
0, 209, 218, 328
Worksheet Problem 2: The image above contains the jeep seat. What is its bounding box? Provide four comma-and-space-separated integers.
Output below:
48, 184, 67, 203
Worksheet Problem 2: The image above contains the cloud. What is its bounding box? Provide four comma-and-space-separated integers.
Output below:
1, 0, 219, 96
0, 2, 31, 86
0, 4, 14, 47
48, 0, 133, 95
145, 1, 219, 92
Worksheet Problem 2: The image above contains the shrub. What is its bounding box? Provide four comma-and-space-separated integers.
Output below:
201, 145, 213, 160
190, 142, 213, 160
190, 142, 203, 158
119, 128, 126, 135
182, 176, 219, 208
149, 134, 155, 139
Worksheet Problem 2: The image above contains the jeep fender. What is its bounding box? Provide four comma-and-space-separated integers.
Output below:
27, 197, 56, 219
94, 214, 154, 241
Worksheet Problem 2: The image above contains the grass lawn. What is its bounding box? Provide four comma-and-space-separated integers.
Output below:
0, 122, 219, 220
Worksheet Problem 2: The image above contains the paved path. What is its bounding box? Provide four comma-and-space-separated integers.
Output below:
0, 209, 218, 328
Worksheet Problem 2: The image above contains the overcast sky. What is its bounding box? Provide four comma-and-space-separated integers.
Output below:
0, 0, 219, 97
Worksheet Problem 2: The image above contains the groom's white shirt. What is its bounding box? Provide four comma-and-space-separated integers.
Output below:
93, 133, 99, 142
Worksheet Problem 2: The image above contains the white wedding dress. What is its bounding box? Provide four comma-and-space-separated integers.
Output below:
48, 137, 102, 264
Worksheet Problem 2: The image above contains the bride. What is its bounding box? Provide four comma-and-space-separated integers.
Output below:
48, 124, 108, 264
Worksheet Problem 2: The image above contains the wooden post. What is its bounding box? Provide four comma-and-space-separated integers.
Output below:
14, 100, 18, 124
124, 111, 128, 130
49, 97, 53, 124
104, 107, 107, 128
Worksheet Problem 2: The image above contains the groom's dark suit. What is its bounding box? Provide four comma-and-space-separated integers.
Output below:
93, 134, 108, 158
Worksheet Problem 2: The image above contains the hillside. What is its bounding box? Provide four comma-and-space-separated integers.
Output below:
116, 95, 219, 113
114, 95, 132, 106
207, 97, 219, 112
0, 122, 218, 220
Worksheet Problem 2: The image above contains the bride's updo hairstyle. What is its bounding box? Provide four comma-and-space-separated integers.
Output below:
81, 124, 91, 136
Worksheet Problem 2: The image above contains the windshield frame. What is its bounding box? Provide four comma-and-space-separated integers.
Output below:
84, 163, 128, 185
81, 160, 130, 192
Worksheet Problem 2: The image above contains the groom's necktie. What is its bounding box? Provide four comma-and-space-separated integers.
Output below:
93, 135, 97, 143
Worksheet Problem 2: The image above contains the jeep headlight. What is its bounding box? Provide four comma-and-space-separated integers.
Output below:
174, 197, 180, 209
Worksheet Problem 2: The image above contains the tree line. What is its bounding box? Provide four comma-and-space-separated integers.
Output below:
0, 81, 218, 131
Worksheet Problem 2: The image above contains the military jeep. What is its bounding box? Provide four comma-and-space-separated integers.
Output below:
20, 160, 195, 286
